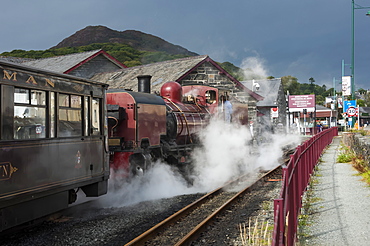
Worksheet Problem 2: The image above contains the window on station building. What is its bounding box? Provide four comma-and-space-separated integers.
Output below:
58, 94, 82, 137
14, 88, 46, 139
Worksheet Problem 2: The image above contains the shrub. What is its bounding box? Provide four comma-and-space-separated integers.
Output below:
337, 145, 355, 163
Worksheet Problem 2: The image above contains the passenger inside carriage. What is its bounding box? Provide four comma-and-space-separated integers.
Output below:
14, 107, 46, 139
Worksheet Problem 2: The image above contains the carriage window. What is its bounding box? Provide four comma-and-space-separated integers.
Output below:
84, 97, 89, 136
58, 94, 82, 137
14, 88, 29, 104
71, 95, 81, 108
14, 88, 46, 139
92, 98, 101, 135
50, 92, 56, 138
59, 94, 69, 107
31, 90, 46, 105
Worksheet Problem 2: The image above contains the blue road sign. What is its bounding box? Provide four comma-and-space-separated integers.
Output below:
343, 100, 356, 114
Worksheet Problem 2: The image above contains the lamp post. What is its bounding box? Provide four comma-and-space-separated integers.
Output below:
350, 0, 370, 100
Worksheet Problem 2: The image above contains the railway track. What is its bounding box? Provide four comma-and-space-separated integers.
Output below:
125, 166, 282, 245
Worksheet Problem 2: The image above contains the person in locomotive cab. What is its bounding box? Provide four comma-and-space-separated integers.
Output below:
205, 91, 215, 104
222, 95, 233, 123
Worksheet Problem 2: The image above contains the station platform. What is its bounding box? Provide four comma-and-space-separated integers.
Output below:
302, 133, 370, 245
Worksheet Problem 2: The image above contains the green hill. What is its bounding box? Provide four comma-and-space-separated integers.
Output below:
53, 26, 198, 57
0, 25, 198, 67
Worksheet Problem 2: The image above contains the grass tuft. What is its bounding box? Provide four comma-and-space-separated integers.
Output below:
239, 216, 272, 245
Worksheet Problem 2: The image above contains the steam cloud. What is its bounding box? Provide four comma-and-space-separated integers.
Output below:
98, 117, 301, 208
190, 119, 255, 190
241, 56, 269, 80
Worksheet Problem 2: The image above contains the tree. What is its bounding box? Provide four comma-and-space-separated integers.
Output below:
325, 87, 334, 97
357, 99, 365, 107
315, 95, 325, 105
219, 62, 244, 81
309, 77, 315, 93
363, 92, 370, 107
281, 76, 300, 95
358, 88, 367, 94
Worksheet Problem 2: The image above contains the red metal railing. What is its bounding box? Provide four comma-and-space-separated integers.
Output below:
272, 127, 338, 246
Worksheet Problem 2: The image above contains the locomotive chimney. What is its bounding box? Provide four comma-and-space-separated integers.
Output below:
137, 75, 152, 93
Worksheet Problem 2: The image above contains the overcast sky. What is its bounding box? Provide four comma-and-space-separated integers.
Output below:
1, 0, 370, 90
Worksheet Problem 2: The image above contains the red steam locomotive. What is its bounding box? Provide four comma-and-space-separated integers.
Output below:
107, 76, 224, 179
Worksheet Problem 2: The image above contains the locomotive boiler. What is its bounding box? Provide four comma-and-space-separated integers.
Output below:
107, 76, 211, 178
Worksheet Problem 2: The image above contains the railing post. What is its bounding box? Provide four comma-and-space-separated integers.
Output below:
273, 198, 284, 246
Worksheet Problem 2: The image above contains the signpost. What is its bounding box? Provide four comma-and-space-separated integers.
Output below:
342, 76, 352, 96
343, 100, 356, 113
346, 106, 357, 117
343, 100, 357, 128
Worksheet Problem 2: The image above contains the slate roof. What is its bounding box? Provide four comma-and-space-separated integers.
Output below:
92, 55, 263, 101
0, 56, 34, 63
22, 49, 126, 74
92, 55, 209, 93
241, 78, 282, 106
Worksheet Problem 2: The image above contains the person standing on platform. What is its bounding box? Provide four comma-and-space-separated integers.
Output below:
222, 95, 233, 123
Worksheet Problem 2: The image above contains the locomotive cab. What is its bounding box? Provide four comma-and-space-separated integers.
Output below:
107, 104, 126, 150
182, 85, 219, 115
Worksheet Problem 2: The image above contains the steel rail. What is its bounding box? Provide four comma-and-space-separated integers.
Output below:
124, 173, 250, 245
175, 166, 280, 245
125, 166, 281, 245
124, 186, 223, 245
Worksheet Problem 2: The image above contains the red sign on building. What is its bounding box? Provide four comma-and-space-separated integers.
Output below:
288, 95, 316, 112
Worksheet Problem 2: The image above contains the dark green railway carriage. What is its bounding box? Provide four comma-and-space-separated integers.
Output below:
0, 60, 109, 232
